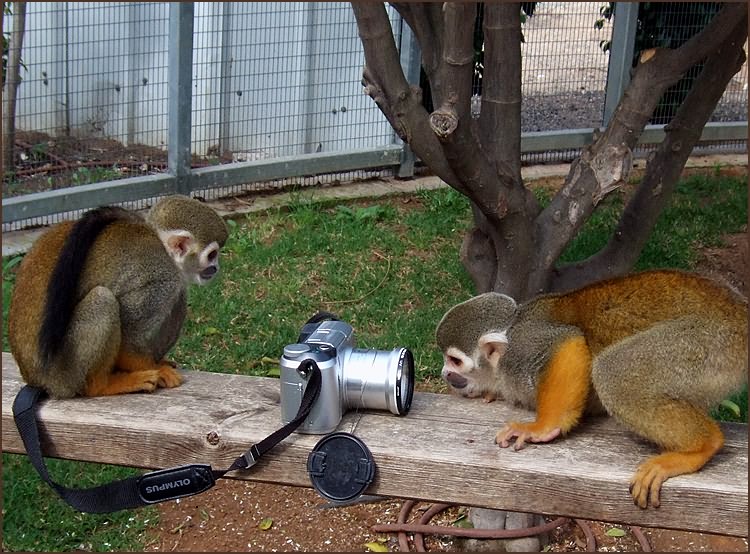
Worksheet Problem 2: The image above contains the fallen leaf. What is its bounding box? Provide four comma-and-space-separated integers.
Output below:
258, 518, 273, 531
720, 399, 742, 418
452, 514, 474, 529
364, 541, 389, 552
605, 527, 627, 537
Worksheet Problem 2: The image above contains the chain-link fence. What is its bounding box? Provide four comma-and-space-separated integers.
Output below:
8, 3, 170, 180
2, 1, 747, 231
5, 3, 401, 188
191, 2, 398, 160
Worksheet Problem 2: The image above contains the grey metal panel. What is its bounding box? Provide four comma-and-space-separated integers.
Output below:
3, 121, 748, 223
521, 129, 596, 152
2, 147, 403, 223
185, 146, 403, 191
3, 123, 744, 224
2, 174, 178, 222
640, 121, 748, 143
168, 2, 195, 192
520, 121, 748, 153
603, 2, 639, 125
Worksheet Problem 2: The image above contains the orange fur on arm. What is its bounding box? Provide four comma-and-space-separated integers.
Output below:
534, 335, 592, 435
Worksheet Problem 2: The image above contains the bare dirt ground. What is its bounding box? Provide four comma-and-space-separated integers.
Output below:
140, 475, 750, 552
139, 226, 748, 553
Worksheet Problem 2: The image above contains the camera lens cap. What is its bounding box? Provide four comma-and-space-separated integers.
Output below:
307, 432, 376, 504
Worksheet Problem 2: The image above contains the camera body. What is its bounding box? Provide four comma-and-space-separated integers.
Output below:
280, 319, 414, 434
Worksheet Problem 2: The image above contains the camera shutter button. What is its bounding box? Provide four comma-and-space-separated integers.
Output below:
284, 343, 311, 358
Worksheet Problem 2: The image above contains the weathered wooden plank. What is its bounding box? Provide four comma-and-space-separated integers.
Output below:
2, 352, 747, 536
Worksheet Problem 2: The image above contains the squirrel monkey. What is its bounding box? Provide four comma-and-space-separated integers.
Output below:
8, 195, 229, 399
436, 269, 747, 509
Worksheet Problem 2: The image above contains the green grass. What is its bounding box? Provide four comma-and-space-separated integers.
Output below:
174, 187, 473, 381
2, 456, 157, 552
1, 170, 747, 551
558, 172, 748, 268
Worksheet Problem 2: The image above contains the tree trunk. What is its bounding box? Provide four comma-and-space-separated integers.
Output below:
351, 2, 747, 539
352, 2, 747, 300
551, 14, 748, 292
2, 1, 27, 176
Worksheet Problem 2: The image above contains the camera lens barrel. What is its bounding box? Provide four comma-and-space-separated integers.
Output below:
342, 347, 415, 416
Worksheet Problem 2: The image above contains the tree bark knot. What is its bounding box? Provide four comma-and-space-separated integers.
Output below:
589, 144, 633, 204
429, 106, 459, 140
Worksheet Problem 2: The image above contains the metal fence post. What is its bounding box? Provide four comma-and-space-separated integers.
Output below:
396, 17, 421, 178
168, 3, 195, 194
218, 3, 234, 157
602, 2, 638, 126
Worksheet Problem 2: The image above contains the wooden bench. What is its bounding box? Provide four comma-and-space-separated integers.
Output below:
2, 352, 747, 537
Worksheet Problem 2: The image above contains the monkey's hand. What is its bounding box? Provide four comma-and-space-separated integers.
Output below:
494, 421, 561, 451
482, 391, 497, 403
496, 336, 589, 450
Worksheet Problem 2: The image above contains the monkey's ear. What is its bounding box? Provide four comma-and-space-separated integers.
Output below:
478, 331, 508, 368
161, 229, 195, 259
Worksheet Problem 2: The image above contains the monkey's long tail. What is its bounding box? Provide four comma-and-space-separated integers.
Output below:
38, 206, 130, 369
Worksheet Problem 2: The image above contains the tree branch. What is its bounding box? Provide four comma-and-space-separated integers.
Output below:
351, 2, 466, 193
480, 3, 522, 181
444, 3, 538, 297
390, 3, 442, 76
427, 3, 474, 142
430, 3, 474, 120
428, 3, 489, 195
532, 2, 748, 290
390, 2, 510, 217
551, 13, 748, 292
2, 1, 27, 174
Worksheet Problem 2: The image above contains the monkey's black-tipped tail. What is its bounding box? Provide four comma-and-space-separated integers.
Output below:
38, 206, 130, 368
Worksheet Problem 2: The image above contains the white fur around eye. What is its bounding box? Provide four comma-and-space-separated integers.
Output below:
446, 347, 474, 370
199, 241, 220, 267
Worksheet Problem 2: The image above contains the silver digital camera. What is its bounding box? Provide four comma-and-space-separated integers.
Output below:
280, 319, 415, 434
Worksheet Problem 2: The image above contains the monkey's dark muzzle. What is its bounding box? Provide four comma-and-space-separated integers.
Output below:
445, 371, 469, 389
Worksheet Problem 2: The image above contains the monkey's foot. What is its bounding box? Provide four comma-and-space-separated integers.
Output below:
629, 450, 715, 509
629, 460, 668, 509
157, 362, 183, 388
495, 421, 561, 451
85, 370, 160, 396
116, 352, 182, 388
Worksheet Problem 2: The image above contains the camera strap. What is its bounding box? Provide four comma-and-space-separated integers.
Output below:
11, 359, 322, 514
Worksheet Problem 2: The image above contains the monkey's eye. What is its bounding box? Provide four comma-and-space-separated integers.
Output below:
448, 355, 463, 367
207, 249, 218, 262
